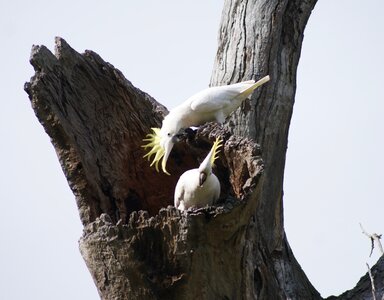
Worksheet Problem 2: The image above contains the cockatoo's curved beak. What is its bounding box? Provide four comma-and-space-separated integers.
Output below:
160, 136, 175, 176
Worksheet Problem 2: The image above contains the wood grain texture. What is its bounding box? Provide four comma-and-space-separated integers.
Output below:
25, 37, 200, 225
211, 0, 322, 299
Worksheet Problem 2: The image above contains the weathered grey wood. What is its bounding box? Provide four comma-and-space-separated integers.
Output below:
211, 0, 317, 249
210, 0, 322, 298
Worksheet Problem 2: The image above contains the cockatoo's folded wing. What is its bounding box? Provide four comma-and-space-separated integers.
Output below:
189, 80, 256, 113
189, 89, 238, 113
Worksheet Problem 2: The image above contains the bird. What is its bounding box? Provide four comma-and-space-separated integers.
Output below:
174, 137, 222, 211
142, 75, 270, 174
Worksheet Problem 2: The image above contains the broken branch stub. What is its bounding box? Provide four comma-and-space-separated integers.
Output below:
26, 38, 265, 299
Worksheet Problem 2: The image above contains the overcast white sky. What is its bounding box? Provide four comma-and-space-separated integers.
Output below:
0, 1, 383, 299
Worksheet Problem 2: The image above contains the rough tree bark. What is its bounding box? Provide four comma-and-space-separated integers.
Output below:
25, 1, 383, 299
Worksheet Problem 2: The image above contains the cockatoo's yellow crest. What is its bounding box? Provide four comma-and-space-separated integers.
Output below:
210, 137, 223, 167
142, 128, 169, 175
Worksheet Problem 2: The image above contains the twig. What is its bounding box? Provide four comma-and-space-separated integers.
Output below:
366, 263, 376, 300
360, 223, 384, 257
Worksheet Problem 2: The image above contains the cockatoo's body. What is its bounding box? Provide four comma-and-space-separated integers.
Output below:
143, 76, 270, 174
174, 138, 222, 210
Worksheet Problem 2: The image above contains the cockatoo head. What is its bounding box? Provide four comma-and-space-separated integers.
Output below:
142, 115, 180, 175
198, 137, 223, 186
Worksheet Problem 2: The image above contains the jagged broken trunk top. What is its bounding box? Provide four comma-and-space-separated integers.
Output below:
25, 38, 270, 299
25, 37, 263, 226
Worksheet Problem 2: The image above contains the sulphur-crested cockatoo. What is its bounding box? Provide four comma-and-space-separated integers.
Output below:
142, 75, 270, 174
174, 137, 222, 211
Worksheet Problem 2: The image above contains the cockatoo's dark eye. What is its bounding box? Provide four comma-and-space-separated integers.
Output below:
167, 133, 171, 137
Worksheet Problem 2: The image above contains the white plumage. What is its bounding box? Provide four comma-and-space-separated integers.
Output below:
174, 138, 222, 211
143, 76, 270, 174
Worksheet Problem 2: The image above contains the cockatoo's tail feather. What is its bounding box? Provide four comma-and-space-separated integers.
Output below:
237, 75, 270, 99
210, 137, 223, 167
142, 128, 170, 175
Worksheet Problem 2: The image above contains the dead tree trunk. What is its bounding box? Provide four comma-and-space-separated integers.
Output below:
25, 1, 383, 299
210, 0, 321, 297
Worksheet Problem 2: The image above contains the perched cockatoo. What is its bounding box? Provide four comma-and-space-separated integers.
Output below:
174, 137, 222, 211
142, 75, 270, 174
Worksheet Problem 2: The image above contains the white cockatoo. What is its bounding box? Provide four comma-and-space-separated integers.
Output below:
142, 75, 270, 174
174, 137, 222, 211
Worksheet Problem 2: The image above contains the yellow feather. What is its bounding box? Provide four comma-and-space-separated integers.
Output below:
150, 148, 165, 168
142, 128, 171, 175
142, 127, 165, 170
210, 137, 223, 166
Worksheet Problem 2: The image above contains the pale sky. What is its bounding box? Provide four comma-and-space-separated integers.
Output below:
0, 1, 383, 299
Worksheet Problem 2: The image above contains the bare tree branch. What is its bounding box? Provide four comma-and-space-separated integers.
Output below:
366, 263, 377, 300
360, 223, 384, 257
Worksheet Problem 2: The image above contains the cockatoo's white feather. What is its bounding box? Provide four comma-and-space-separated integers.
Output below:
174, 138, 222, 210
142, 76, 270, 174
189, 80, 257, 112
